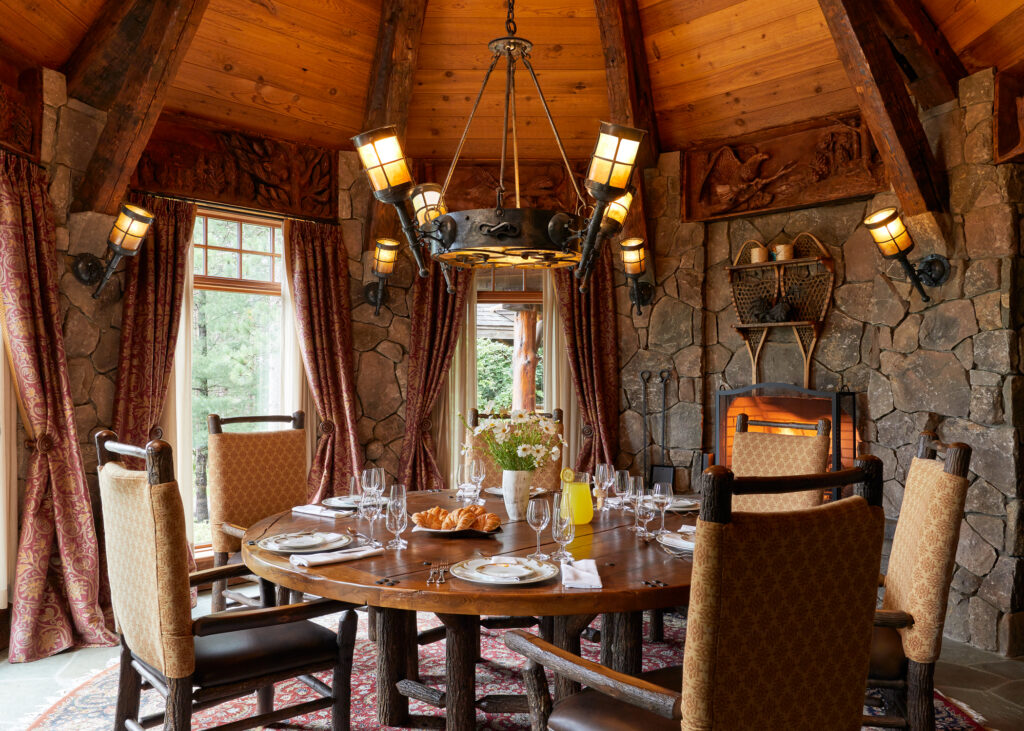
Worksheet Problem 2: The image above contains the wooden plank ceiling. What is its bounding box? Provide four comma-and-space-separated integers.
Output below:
0, 0, 1022, 155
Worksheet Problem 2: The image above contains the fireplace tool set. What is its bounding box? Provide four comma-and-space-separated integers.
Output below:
639, 370, 676, 485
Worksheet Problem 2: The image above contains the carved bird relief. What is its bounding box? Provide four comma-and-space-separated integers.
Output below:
697, 144, 796, 214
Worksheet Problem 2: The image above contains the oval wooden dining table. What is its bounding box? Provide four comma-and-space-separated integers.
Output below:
242, 489, 695, 730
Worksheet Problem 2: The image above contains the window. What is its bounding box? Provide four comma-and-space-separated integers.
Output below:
475, 268, 544, 413
188, 210, 290, 546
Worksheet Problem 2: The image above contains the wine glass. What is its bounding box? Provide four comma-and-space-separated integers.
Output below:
627, 475, 645, 533
613, 470, 631, 513
360, 468, 380, 505
386, 484, 408, 549
468, 457, 485, 503
551, 494, 575, 564
526, 498, 551, 561
636, 497, 656, 539
362, 494, 383, 548
594, 463, 613, 511
651, 482, 674, 537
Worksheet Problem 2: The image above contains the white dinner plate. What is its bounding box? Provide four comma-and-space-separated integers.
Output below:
323, 495, 389, 509
258, 531, 352, 554
668, 496, 700, 512
449, 557, 559, 585
657, 532, 695, 553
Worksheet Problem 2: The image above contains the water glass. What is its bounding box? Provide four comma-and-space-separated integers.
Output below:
651, 482, 674, 536
636, 498, 656, 539
362, 494, 383, 548
526, 498, 551, 561
627, 475, 645, 533
613, 470, 631, 513
594, 463, 613, 511
386, 484, 408, 549
468, 457, 485, 503
551, 494, 575, 563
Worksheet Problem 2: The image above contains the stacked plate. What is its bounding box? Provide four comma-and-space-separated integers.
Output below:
657, 528, 695, 557
448, 556, 559, 585
667, 496, 700, 512
322, 495, 389, 510
257, 531, 352, 554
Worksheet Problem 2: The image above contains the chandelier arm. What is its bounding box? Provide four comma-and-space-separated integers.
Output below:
497, 50, 516, 210
511, 53, 520, 208
441, 52, 503, 198
520, 54, 586, 206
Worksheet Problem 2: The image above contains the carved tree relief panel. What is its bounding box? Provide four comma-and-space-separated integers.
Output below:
0, 72, 40, 159
132, 118, 337, 221
682, 114, 886, 222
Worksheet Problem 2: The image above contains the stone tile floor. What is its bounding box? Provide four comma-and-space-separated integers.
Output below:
0, 590, 1021, 730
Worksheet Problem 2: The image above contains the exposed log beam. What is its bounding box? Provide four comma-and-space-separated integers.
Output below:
594, 0, 660, 278
818, 0, 946, 216
362, 0, 428, 247
68, 0, 210, 214
874, 0, 967, 109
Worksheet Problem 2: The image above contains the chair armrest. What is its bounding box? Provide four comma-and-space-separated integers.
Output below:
503, 630, 682, 720
192, 597, 357, 637
221, 522, 247, 539
874, 609, 914, 628
189, 563, 251, 587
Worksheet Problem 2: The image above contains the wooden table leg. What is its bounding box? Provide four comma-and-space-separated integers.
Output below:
600, 611, 643, 675
376, 607, 411, 726
552, 614, 597, 701
437, 613, 479, 731
405, 611, 419, 682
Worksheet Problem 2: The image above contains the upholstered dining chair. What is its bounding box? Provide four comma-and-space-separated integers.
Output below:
867, 432, 972, 731
207, 410, 307, 610
730, 412, 831, 511
504, 456, 886, 731
95, 430, 359, 731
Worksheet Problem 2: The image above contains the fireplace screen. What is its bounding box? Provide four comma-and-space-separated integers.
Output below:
713, 382, 858, 472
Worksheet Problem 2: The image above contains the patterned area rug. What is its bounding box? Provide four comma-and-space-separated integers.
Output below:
29, 612, 986, 730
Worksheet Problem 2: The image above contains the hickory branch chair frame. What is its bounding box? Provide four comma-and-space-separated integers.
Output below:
505, 456, 887, 731
207, 410, 306, 610
95, 430, 359, 731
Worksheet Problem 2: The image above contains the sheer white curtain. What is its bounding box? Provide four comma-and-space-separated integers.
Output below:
0, 351, 17, 608
542, 271, 581, 470
433, 286, 477, 489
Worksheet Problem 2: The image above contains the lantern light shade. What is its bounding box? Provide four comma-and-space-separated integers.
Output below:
586, 122, 646, 201
108, 203, 154, 252
864, 207, 913, 258
372, 238, 401, 277
410, 183, 448, 227
619, 237, 646, 277
603, 189, 633, 228
351, 126, 413, 203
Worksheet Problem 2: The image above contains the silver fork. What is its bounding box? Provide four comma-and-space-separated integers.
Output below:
426, 565, 438, 584
437, 561, 449, 584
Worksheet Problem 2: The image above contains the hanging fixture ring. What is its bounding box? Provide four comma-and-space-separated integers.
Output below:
488, 36, 532, 56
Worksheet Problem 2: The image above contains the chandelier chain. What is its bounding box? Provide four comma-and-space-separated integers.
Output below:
506, 0, 517, 35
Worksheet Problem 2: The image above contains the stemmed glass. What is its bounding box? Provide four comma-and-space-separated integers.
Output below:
467, 457, 485, 503
526, 499, 551, 561
636, 498, 656, 539
651, 482, 674, 537
361, 492, 383, 548
613, 470, 631, 514
551, 495, 575, 564
386, 483, 408, 549
594, 463, 613, 511
627, 475, 645, 533
360, 468, 380, 504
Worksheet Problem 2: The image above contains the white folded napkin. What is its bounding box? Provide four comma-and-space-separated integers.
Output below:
289, 547, 383, 567
561, 559, 602, 589
292, 504, 352, 518
676, 524, 697, 536
660, 533, 695, 551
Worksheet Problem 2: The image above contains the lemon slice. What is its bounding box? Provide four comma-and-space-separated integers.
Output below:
560, 467, 575, 482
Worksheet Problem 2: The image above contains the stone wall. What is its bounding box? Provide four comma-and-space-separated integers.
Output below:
695, 69, 1023, 655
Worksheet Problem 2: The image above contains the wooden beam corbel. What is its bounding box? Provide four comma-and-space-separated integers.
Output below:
874, 0, 967, 109
360, 0, 428, 249
818, 0, 947, 216
594, 0, 660, 278
67, 0, 210, 214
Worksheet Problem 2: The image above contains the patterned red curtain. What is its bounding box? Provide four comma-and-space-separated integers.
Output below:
399, 262, 473, 491
284, 220, 361, 500
0, 150, 116, 661
112, 194, 196, 455
554, 246, 620, 472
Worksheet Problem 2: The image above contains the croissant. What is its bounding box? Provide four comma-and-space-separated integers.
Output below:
412, 506, 448, 529
443, 507, 479, 530
473, 513, 501, 532
465, 504, 486, 517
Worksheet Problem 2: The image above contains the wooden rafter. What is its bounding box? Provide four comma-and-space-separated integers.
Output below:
594, 0, 659, 255
68, 0, 211, 214
818, 0, 946, 216
874, 0, 967, 109
361, 0, 428, 247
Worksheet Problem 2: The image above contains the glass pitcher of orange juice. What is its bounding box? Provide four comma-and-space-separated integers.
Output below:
560, 469, 594, 525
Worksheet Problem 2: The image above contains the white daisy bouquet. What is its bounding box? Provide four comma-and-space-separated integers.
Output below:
464, 409, 565, 471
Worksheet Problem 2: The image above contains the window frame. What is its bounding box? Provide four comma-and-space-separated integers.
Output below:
192, 208, 284, 296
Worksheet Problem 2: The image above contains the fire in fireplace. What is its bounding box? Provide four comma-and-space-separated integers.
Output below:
713, 382, 859, 471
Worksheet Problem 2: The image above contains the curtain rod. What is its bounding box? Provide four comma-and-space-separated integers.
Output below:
0, 144, 45, 169
130, 190, 336, 225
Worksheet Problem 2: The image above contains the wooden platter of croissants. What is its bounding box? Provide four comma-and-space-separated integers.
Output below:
411, 504, 501, 536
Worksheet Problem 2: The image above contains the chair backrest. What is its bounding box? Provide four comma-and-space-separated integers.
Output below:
207, 411, 308, 553
95, 431, 194, 679
683, 458, 884, 731
882, 432, 971, 664
463, 411, 564, 491
731, 414, 831, 512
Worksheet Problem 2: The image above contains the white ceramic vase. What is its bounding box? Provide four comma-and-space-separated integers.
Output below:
502, 470, 533, 520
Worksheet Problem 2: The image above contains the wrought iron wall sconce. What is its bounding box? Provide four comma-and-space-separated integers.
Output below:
620, 237, 654, 315
72, 202, 154, 298
863, 207, 949, 302
364, 237, 399, 315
